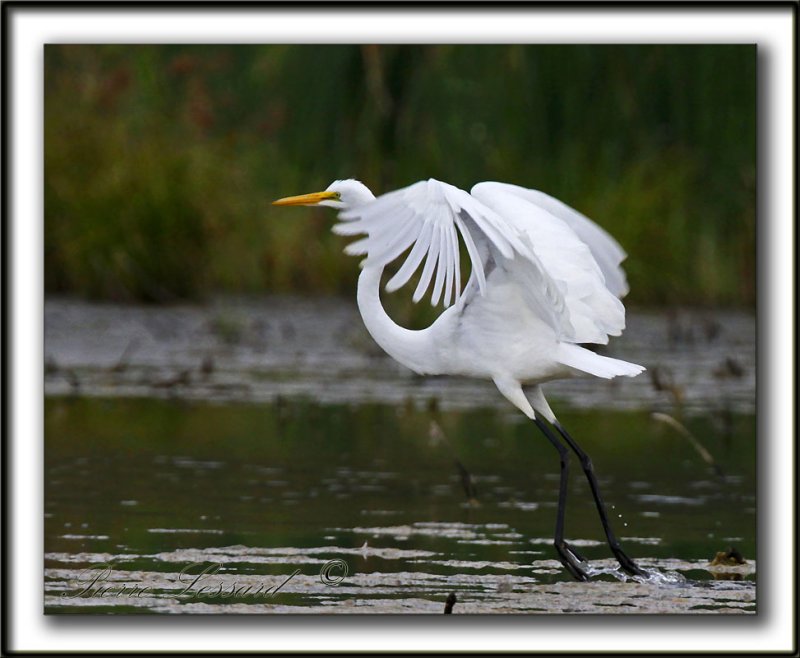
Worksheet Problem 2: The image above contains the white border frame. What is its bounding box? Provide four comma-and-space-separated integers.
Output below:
6, 4, 795, 654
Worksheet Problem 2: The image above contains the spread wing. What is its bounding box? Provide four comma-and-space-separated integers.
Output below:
473, 182, 629, 298
472, 182, 628, 344
333, 178, 575, 337
334, 179, 518, 306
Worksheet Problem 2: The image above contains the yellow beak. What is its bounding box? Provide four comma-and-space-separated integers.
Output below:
272, 190, 339, 206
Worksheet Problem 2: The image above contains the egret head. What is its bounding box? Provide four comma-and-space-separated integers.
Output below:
273, 179, 375, 210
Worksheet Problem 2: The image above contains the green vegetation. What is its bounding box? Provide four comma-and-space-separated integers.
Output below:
45, 45, 755, 306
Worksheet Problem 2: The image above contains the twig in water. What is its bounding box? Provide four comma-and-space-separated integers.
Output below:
110, 337, 141, 373
651, 412, 724, 477
429, 419, 479, 506
649, 366, 684, 408
454, 458, 478, 502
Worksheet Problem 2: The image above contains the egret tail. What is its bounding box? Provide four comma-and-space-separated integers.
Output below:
557, 343, 644, 379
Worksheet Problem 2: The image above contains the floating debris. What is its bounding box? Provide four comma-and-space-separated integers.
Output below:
713, 357, 745, 379
710, 547, 747, 566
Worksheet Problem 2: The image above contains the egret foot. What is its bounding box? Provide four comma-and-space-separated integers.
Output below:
555, 541, 589, 582
612, 546, 647, 578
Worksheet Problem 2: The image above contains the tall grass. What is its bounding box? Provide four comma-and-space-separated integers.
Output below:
45, 45, 755, 306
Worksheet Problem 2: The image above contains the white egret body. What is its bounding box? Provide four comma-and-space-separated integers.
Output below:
274, 178, 647, 580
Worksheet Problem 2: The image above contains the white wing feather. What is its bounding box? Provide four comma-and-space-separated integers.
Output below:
474, 182, 630, 298
334, 178, 534, 309
472, 182, 628, 344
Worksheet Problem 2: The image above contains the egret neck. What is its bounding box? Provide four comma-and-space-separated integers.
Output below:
356, 264, 438, 376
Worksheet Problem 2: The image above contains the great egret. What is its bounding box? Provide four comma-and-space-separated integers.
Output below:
273, 178, 646, 581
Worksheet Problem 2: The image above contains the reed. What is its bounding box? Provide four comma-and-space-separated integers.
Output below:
45, 44, 755, 306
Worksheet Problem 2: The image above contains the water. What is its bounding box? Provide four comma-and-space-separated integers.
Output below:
44, 399, 755, 614
44, 297, 754, 415
44, 298, 756, 614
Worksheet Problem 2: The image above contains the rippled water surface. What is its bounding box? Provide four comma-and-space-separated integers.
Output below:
44, 298, 756, 613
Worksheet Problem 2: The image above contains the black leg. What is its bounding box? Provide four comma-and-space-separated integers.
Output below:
533, 418, 589, 581
553, 421, 647, 578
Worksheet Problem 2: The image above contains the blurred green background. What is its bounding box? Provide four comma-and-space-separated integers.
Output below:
44, 45, 755, 307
